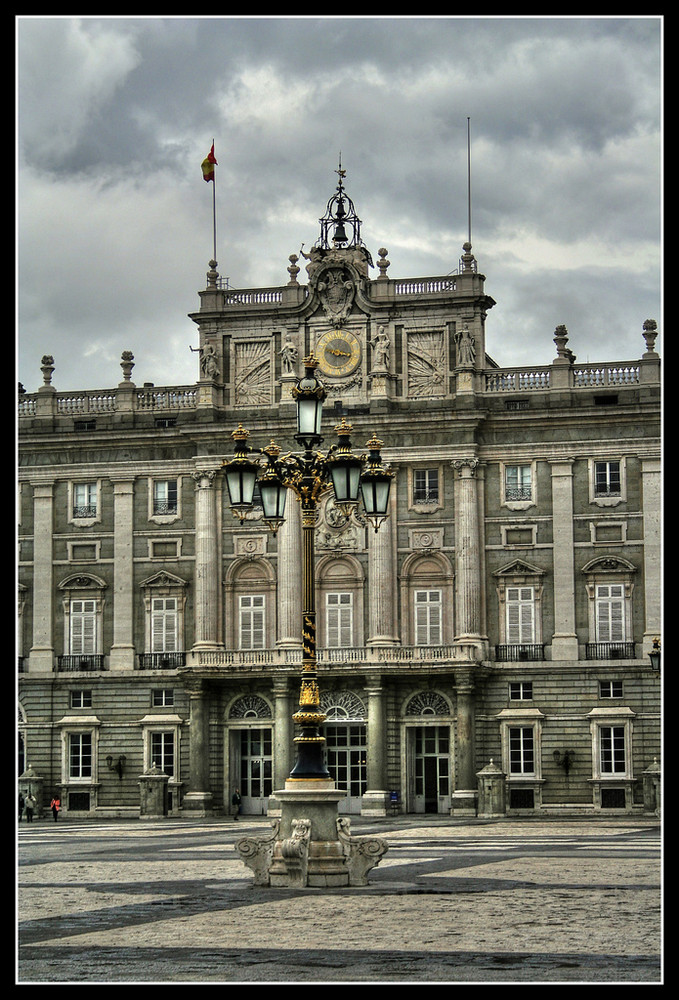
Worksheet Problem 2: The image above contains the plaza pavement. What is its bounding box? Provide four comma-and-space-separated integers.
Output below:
17, 813, 662, 985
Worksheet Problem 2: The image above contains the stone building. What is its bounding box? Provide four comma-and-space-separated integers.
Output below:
18, 171, 662, 819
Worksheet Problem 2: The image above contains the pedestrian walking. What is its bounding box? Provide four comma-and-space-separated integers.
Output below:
231, 787, 241, 820
50, 796, 60, 822
19, 792, 25, 822
25, 793, 36, 823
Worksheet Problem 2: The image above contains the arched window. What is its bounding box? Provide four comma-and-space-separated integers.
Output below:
405, 691, 451, 717
400, 552, 454, 647
316, 554, 364, 648
225, 557, 276, 651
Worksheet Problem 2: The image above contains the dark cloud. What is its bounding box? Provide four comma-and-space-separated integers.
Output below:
17, 16, 661, 392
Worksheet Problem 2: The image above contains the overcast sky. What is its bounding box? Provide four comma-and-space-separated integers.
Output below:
17, 16, 662, 393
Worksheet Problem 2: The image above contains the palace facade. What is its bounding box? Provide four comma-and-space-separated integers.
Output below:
18, 173, 661, 818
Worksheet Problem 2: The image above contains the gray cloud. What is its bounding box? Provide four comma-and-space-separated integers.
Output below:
18, 16, 661, 392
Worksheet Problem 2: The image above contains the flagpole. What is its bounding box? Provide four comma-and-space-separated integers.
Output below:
467, 117, 472, 246
211, 138, 217, 263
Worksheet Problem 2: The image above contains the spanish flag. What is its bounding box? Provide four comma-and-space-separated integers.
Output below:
201, 143, 217, 183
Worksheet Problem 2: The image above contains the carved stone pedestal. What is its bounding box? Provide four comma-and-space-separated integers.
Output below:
235, 780, 389, 887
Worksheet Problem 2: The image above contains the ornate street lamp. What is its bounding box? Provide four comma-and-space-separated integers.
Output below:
648, 638, 661, 673
222, 355, 393, 782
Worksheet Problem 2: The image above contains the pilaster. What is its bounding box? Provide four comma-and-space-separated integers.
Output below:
550, 459, 579, 659
109, 478, 136, 670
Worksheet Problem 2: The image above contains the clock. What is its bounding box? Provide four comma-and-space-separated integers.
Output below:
316, 328, 361, 377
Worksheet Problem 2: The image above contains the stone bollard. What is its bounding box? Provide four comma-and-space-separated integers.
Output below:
476, 759, 506, 817
138, 763, 169, 818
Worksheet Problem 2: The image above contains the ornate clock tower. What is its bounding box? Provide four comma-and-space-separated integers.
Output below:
299, 162, 375, 403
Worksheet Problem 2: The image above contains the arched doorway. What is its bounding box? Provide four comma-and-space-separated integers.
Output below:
227, 694, 273, 815
404, 691, 452, 814
320, 690, 367, 814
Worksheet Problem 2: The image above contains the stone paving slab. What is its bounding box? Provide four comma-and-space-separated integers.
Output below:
17, 815, 662, 984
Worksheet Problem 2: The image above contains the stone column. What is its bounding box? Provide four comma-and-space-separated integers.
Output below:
367, 478, 400, 646
182, 678, 213, 815
550, 459, 579, 660
29, 482, 55, 672
272, 676, 293, 787
109, 478, 136, 671
276, 495, 302, 648
361, 675, 390, 816
192, 467, 222, 649
452, 458, 485, 653
640, 457, 661, 655
452, 671, 477, 816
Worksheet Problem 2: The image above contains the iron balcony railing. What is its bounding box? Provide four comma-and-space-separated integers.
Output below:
585, 642, 636, 660
56, 655, 106, 672
495, 644, 545, 662
137, 652, 187, 669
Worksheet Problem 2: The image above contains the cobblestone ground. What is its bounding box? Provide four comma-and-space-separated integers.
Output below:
17, 815, 662, 984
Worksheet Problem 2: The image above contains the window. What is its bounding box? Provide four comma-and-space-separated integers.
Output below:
70, 690, 92, 708
151, 731, 174, 776
588, 459, 626, 507
595, 584, 625, 643
509, 681, 533, 701
73, 482, 97, 518
413, 468, 439, 504
70, 599, 97, 654
69, 732, 92, 778
505, 465, 532, 502
151, 597, 178, 653
599, 680, 623, 699
506, 587, 535, 644
509, 726, 534, 774
415, 590, 442, 646
594, 461, 621, 498
152, 689, 174, 707
326, 592, 353, 648
153, 479, 178, 516
239, 595, 265, 650
600, 725, 626, 773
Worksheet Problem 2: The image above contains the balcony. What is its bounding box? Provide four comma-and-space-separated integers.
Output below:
137, 652, 187, 670
586, 642, 636, 660
56, 655, 105, 672
495, 644, 545, 662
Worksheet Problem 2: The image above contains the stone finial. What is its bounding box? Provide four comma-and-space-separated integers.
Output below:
642, 319, 658, 355
377, 247, 390, 279
460, 241, 477, 273
40, 355, 55, 386
553, 325, 576, 363
287, 254, 300, 285
120, 351, 135, 381
206, 259, 219, 289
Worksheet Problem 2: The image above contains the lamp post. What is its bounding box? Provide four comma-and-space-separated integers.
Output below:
223, 355, 393, 783
224, 355, 393, 885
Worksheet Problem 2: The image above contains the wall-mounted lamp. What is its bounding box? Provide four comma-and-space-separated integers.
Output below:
106, 754, 126, 779
553, 749, 575, 775
648, 638, 661, 673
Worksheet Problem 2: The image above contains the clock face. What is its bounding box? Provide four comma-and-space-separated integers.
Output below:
316, 329, 361, 377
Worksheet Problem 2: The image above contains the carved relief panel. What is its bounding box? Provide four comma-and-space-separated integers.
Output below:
406, 329, 447, 398
233, 340, 272, 406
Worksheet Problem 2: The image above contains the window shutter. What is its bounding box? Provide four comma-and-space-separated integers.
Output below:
506, 587, 535, 643
71, 599, 96, 654
151, 597, 177, 652
415, 590, 442, 645
327, 593, 352, 648
240, 595, 265, 650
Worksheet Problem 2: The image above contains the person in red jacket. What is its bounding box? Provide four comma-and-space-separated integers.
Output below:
50, 796, 60, 822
